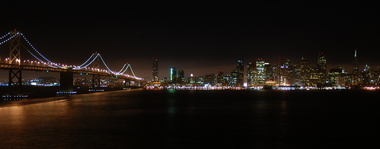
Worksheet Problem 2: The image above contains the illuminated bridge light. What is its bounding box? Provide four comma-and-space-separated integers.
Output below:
1, 31, 144, 80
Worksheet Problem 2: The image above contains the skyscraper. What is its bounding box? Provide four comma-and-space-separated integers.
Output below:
299, 57, 311, 86
353, 49, 358, 75
230, 59, 244, 87
352, 49, 360, 86
152, 57, 158, 82
316, 53, 327, 86
255, 58, 266, 85
170, 67, 177, 83
316, 53, 326, 73
247, 61, 255, 86
177, 70, 184, 84
235, 59, 244, 87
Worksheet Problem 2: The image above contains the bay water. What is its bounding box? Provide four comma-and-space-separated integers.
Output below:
1, 89, 379, 148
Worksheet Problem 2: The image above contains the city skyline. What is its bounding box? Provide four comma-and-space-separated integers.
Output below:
150, 50, 379, 89
1, 2, 380, 79
155, 49, 373, 79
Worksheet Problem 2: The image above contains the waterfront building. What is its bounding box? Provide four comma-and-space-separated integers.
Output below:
152, 57, 159, 82
316, 53, 327, 87
291, 63, 301, 86
353, 50, 359, 76
329, 67, 345, 87
216, 70, 228, 86
255, 58, 266, 86
196, 76, 205, 86
230, 72, 238, 86
170, 67, 177, 84
361, 64, 372, 85
264, 64, 275, 84
236, 59, 244, 87
177, 70, 184, 85
277, 58, 291, 86
352, 50, 361, 86
299, 57, 311, 86
204, 73, 216, 86
247, 61, 255, 86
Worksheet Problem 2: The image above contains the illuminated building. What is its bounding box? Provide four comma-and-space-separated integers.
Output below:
353, 50, 359, 75
329, 67, 345, 87
282, 58, 290, 67
317, 53, 327, 72
189, 73, 196, 85
316, 53, 327, 87
204, 73, 216, 85
362, 64, 371, 85
231, 59, 244, 87
152, 57, 159, 82
177, 70, 184, 85
170, 67, 177, 83
247, 61, 255, 86
278, 58, 291, 86
255, 58, 266, 86
299, 57, 311, 86
292, 63, 301, 86
196, 76, 204, 86
352, 50, 360, 86
230, 72, 238, 86
230, 59, 244, 87
217, 70, 228, 86
264, 64, 274, 81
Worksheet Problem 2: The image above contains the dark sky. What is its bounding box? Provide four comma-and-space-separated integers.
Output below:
1, 2, 380, 80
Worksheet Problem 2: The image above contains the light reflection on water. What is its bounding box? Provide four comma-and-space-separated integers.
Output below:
0, 106, 26, 126
0, 90, 379, 148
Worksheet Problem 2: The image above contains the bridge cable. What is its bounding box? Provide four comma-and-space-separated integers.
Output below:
127, 64, 137, 77
0, 33, 18, 45
98, 54, 116, 74
118, 64, 127, 73
0, 32, 10, 40
78, 53, 96, 68
25, 49, 60, 68
76, 53, 101, 69
20, 33, 62, 67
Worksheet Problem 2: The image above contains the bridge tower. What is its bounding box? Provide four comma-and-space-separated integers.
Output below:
59, 67, 74, 93
91, 52, 101, 89
8, 30, 23, 97
124, 79, 131, 88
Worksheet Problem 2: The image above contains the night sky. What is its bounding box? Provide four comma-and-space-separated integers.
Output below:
1, 2, 380, 80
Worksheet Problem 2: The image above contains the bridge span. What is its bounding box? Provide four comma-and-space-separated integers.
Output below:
0, 30, 145, 99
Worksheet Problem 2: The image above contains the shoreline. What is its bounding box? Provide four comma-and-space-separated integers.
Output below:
0, 86, 136, 107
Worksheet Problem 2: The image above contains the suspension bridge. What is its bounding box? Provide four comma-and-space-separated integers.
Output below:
0, 30, 144, 99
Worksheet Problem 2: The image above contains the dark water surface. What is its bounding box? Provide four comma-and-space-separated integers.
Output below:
1, 89, 379, 148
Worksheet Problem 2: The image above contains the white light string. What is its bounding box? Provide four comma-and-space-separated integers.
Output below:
0, 33, 18, 45
78, 53, 96, 67
127, 64, 137, 77
98, 54, 115, 73
20, 33, 62, 67
75, 53, 101, 69
0, 32, 10, 40
118, 63, 127, 73
26, 50, 60, 68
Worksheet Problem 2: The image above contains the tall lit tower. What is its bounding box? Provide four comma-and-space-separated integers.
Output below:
316, 53, 327, 85
300, 57, 310, 86
170, 67, 177, 83
152, 57, 158, 81
317, 53, 327, 73
353, 49, 358, 75
256, 58, 266, 85
177, 70, 184, 84
236, 59, 244, 87
247, 61, 255, 86
352, 49, 360, 86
